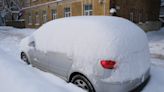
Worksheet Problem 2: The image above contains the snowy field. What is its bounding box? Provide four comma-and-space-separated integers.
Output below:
0, 26, 164, 92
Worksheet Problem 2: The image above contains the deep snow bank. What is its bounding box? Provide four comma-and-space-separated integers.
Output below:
0, 49, 84, 92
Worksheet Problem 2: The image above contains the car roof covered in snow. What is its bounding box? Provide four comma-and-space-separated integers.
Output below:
40, 16, 144, 35
34, 16, 148, 53
45, 16, 138, 31
33, 16, 148, 57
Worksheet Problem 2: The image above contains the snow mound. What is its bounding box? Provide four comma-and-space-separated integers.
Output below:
21, 16, 150, 82
0, 49, 84, 92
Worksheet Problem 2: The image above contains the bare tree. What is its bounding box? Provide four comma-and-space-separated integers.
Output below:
0, 0, 23, 24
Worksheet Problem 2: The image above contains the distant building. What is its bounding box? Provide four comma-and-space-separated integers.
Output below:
22, 0, 161, 31
23, 0, 110, 28
113, 0, 161, 31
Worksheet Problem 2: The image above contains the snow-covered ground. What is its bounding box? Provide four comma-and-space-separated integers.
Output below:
147, 28, 164, 60
0, 26, 164, 92
142, 28, 164, 92
0, 26, 84, 92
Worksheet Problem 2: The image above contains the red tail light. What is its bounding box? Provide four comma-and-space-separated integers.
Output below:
101, 60, 116, 69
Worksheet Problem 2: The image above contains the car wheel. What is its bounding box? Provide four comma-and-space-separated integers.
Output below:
71, 74, 95, 92
21, 52, 30, 65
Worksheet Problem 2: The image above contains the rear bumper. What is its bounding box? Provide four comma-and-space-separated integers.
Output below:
96, 68, 150, 92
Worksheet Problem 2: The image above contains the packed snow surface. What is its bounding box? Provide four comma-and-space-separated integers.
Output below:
147, 27, 164, 60
0, 49, 83, 92
21, 16, 150, 82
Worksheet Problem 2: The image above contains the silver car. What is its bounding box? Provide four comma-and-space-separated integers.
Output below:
20, 16, 150, 92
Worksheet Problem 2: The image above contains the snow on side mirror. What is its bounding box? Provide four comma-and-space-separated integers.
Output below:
28, 41, 35, 48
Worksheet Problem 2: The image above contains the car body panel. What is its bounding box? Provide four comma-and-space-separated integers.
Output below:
46, 51, 73, 77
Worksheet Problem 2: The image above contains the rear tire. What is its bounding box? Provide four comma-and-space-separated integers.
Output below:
71, 74, 95, 92
21, 52, 30, 65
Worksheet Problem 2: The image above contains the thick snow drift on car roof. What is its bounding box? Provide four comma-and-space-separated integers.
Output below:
23, 16, 150, 82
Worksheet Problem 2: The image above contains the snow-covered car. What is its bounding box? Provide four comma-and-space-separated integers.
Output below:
20, 16, 150, 92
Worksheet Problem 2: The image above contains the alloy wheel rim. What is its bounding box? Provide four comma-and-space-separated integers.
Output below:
73, 79, 89, 91
22, 55, 28, 62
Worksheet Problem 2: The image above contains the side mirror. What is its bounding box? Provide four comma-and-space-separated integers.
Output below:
28, 41, 35, 48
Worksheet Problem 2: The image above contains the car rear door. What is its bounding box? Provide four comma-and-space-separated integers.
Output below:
46, 51, 73, 77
